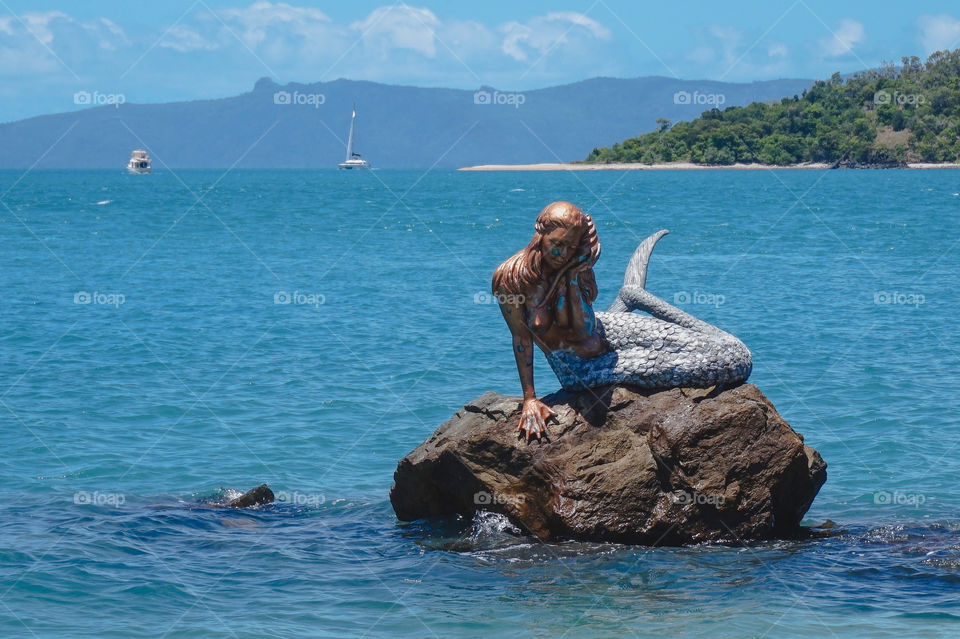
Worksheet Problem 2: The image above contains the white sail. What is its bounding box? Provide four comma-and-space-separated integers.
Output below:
344, 107, 356, 162
338, 104, 370, 169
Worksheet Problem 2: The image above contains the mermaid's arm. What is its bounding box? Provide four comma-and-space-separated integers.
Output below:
502, 306, 536, 399
497, 297, 556, 442
564, 270, 596, 338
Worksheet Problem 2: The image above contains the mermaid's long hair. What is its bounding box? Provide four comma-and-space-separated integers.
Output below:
492, 201, 600, 306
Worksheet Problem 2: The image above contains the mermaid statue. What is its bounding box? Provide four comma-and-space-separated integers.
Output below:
492, 201, 753, 442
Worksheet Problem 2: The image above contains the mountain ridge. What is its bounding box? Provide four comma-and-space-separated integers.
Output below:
0, 76, 814, 169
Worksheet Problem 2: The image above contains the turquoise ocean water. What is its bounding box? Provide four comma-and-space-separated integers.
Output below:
0, 168, 958, 637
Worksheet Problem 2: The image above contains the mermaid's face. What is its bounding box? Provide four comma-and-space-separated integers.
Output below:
541, 226, 581, 272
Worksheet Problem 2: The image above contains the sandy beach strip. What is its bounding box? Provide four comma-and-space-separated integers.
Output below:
458, 162, 832, 171
458, 162, 960, 171
905, 163, 960, 169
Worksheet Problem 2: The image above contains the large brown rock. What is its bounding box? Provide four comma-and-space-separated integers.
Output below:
390, 384, 826, 545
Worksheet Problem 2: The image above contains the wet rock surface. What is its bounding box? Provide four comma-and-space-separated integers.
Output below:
390, 384, 826, 545
225, 484, 274, 508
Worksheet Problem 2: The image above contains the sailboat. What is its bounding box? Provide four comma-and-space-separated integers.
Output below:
338, 105, 371, 169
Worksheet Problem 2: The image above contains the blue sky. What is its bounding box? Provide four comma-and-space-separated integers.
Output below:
2, 0, 960, 122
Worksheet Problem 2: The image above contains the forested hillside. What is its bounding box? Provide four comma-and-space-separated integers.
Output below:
585, 50, 960, 166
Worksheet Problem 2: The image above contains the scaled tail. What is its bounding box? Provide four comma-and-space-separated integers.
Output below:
607, 229, 669, 312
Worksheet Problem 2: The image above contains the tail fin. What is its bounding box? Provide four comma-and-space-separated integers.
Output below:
607, 229, 669, 312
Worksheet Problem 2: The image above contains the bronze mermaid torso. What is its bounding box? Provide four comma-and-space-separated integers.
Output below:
494, 201, 752, 443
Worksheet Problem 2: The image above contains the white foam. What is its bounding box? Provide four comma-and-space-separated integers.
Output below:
221, 488, 243, 503
469, 510, 522, 538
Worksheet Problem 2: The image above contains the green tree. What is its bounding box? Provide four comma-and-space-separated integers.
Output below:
585, 49, 960, 166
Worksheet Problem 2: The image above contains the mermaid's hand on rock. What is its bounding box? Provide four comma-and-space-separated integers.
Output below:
518, 398, 557, 443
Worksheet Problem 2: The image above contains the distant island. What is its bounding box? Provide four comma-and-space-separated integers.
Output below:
583, 50, 960, 168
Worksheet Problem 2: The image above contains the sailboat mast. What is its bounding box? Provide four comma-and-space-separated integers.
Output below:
345, 106, 356, 161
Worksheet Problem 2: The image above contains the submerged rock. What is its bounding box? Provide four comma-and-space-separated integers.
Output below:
226, 484, 274, 508
390, 384, 826, 545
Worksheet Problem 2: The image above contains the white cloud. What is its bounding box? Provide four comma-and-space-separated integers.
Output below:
0, 11, 126, 49
685, 25, 745, 71
687, 46, 714, 65
500, 12, 611, 62
707, 25, 742, 67
550, 11, 610, 38
219, 1, 333, 49
0, 45, 62, 76
0, 3, 622, 93
99, 17, 125, 37
22, 11, 71, 45
684, 24, 793, 80
154, 1, 349, 65
160, 25, 219, 52
160, 4, 468, 62
819, 19, 864, 57
0, 11, 127, 75
441, 19, 498, 57
917, 14, 960, 54
147, 4, 614, 84
352, 5, 441, 58
767, 42, 789, 58
87, 17, 129, 51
